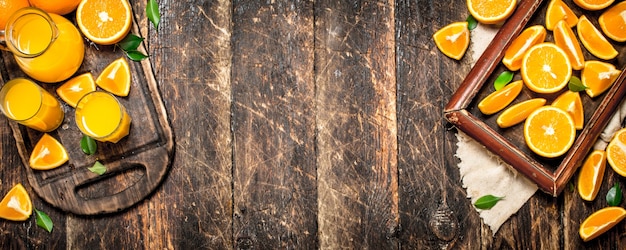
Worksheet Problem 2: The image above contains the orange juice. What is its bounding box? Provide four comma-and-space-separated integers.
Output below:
75, 92, 131, 143
7, 8, 84, 83
0, 78, 64, 132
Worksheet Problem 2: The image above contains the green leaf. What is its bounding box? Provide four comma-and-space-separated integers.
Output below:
88, 161, 107, 175
466, 15, 478, 30
568, 76, 587, 92
494, 71, 514, 90
147, 0, 161, 30
125, 50, 149, 61
118, 34, 144, 51
35, 209, 53, 233
607, 182, 622, 206
474, 195, 504, 210
80, 135, 97, 155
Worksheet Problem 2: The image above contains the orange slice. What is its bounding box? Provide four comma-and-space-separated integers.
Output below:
606, 128, 626, 177
29, 133, 69, 170
0, 183, 32, 221
521, 43, 572, 94
433, 22, 470, 60
577, 150, 606, 201
478, 80, 523, 115
546, 0, 579, 31
579, 206, 626, 242
551, 90, 584, 130
76, 0, 132, 45
56, 72, 97, 108
578, 15, 618, 60
496, 98, 546, 128
96, 57, 131, 97
0, 0, 30, 28
524, 106, 576, 158
554, 20, 585, 71
582, 61, 621, 98
29, 0, 81, 15
599, 1, 626, 42
573, 0, 614, 11
467, 0, 517, 24
502, 25, 547, 71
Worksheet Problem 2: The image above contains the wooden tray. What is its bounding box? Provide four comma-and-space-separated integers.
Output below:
0, 19, 174, 215
444, 0, 626, 196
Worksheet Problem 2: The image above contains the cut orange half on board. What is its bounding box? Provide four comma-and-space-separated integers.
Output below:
478, 80, 523, 115
607, 128, 626, 177
96, 57, 131, 97
573, 0, 614, 11
579, 206, 626, 242
599, 1, 626, 42
496, 98, 546, 128
546, 0, 578, 31
577, 150, 606, 201
29, 133, 69, 170
551, 90, 584, 130
578, 15, 618, 60
502, 25, 547, 71
467, 0, 517, 24
56, 72, 97, 108
582, 61, 621, 98
433, 22, 470, 60
553, 20, 585, 71
524, 106, 575, 158
0, 183, 32, 221
521, 43, 572, 94
76, 0, 132, 45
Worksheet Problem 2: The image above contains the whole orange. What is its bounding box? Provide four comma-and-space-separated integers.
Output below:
0, 0, 30, 29
29, 0, 81, 15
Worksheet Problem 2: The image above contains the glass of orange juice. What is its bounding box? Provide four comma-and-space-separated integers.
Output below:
0, 78, 64, 132
75, 91, 131, 143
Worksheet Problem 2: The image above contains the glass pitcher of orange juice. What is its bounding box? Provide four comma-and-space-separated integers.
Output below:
0, 7, 84, 83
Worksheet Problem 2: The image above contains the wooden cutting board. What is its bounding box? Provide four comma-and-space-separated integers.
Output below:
0, 20, 174, 215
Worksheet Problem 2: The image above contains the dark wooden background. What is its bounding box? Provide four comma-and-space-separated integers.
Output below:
1, 0, 625, 249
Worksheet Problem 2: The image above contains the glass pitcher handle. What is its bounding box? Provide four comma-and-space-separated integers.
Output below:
0, 30, 7, 51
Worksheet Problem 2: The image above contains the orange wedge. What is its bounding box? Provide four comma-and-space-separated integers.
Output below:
582, 61, 621, 98
29, 0, 81, 15
478, 80, 523, 115
502, 25, 547, 71
607, 128, 626, 177
577, 150, 606, 201
546, 0, 579, 31
496, 98, 546, 128
0, 183, 32, 221
56, 72, 97, 108
467, 0, 517, 24
573, 0, 614, 11
433, 22, 470, 60
521, 43, 572, 94
579, 206, 626, 242
96, 57, 131, 97
554, 20, 585, 71
551, 90, 584, 130
578, 15, 618, 60
599, 1, 626, 42
29, 133, 69, 170
524, 106, 576, 158
76, 0, 132, 45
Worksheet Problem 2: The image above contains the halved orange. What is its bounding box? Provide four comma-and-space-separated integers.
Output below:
502, 25, 547, 71
551, 90, 584, 130
76, 0, 132, 45
582, 60, 621, 98
524, 106, 576, 158
573, 0, 614, 11
606, 127, 626, 177
579, 206, 626, 242
599, 1, 626, 42
546, 0, 579, 31
467, 0, 517, 24
56, 72, 97, 108
578, 15, 618, 60
554, 20, 585, 71
0, 183, 32, 221
478, 80, 523, 115
577, 150, 606, 201
29, 0, 81, 15
433, 22, 470, 60
496, 98, 546, 128
29, 133, 69, 170
96, 57, 131, 97
521, 43, 572, 94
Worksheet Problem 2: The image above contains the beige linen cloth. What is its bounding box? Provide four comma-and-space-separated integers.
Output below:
457, 24, 626, 234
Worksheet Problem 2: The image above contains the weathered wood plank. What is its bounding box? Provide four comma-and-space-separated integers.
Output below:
315, 0, 399, 248
230, 0, 317, 248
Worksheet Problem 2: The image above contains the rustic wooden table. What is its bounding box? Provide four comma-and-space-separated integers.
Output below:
1, 0, 625, 249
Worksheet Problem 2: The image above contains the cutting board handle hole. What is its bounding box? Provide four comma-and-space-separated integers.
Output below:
75, 164, 146, 200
